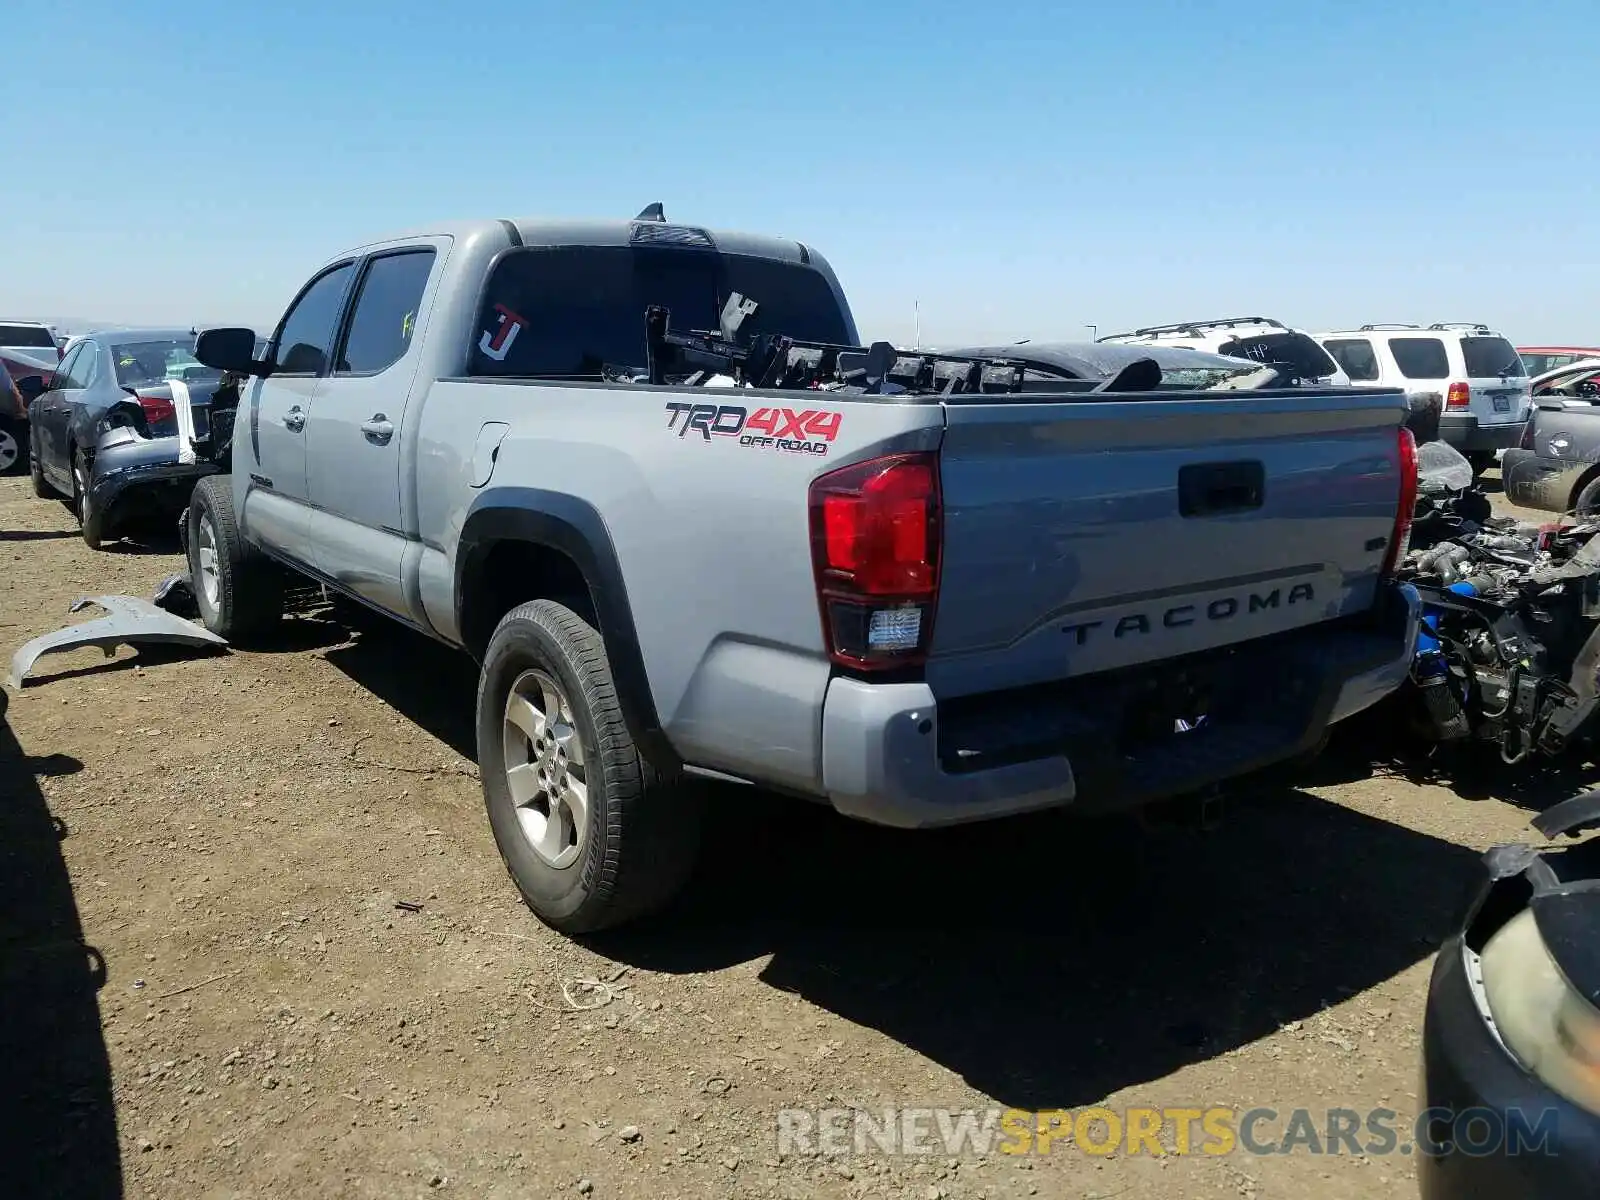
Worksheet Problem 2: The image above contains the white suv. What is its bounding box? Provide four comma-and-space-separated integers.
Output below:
1317, 324, 1530, 472
1098, 316, 1351, 386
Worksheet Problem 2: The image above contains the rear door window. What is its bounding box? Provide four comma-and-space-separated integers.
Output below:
1388, 337, 1450, 380
1460, 336, 1525, 379
1322, 338, 1380, 382
468, 245, 851, 378
335, 249, 436, 376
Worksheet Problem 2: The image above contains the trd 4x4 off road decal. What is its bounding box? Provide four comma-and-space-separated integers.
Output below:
663, 402, 841, 456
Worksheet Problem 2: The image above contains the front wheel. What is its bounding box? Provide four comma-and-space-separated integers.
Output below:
187, 475, 283, 641
0, 421, 21, 476
477, 600, 701, 934
27, 428, 54, 498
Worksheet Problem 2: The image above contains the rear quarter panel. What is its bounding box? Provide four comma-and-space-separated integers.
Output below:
415, 383, 942, 791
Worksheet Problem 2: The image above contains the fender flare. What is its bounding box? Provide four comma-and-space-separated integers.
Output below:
456, 488, 669, 760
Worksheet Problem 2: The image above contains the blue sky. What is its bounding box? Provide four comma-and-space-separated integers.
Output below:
3, 0, 1596, 346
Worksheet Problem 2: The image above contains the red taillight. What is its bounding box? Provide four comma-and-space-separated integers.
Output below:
1446, 382, 1470, 410
809, 452, 942, 670
1381, 427, 1419, 579
135, 391, 175, 427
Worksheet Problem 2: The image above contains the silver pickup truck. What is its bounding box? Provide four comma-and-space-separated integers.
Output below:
188, 209, 1422, 933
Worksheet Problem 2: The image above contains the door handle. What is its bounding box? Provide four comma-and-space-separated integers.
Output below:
361, 414, 394, 444
283, 405, 306, 433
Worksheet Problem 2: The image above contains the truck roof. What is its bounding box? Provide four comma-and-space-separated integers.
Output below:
341, 216, 817, 267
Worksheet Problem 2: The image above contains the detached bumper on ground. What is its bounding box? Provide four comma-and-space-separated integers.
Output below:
820, 583, 1420, 828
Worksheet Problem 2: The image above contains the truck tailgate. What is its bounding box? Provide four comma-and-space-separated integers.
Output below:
928, 388, 1408, 698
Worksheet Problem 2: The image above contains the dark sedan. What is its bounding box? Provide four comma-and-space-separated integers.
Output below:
22, 328, 235, 548
1418, 793, 1600, 1198
1499, 357, 1600, 514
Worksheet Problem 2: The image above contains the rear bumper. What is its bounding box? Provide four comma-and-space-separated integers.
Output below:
820, 583, 1420, 829
1417, 936, 1600, 1199
89, 430, 219, 528
1439, 414, 1526, 454
1500, 448, 1582, 514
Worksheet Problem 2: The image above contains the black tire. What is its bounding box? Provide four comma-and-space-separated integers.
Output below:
1575, 477, 1600, 518
71, 449, 105, 549
186, 475, 283, 640
0, 420, 22, 477
476, 600, 701, 934
1466, 451, 1496, 479
27, 427, 54, 498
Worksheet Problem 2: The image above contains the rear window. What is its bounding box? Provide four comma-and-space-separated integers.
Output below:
469, 245, 852, 378
112, 338, 222, 386
1216, 331, 1340, 380
1322, 337, 1380, 382
0, 324, 56, 348
1460, 336, 1525, 379
1389, 337, 1450, 380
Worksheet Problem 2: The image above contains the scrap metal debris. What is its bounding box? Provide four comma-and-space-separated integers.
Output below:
1394, 441, 1600, 762
6, 594, 228, 690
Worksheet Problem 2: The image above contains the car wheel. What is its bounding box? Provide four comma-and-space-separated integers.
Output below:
72, 450, 105, 549
1573, 477, 1600, 518
0, 422, 21, 476
477, 599, 701, 934
186, 475, 283, 641
27, 428, 54, 498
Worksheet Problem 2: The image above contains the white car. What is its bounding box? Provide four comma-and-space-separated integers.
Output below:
1098, 316, 1351, 386
1317, 323, 1530, 474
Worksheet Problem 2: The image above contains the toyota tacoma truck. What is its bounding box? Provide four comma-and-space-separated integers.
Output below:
187, 206, 1422, 933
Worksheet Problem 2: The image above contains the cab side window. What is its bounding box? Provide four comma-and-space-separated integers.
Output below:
271, 263, 356, 376
335, 249, 436, 376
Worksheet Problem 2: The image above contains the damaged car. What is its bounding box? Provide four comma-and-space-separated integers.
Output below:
1499, 357, 1600, 515
21, 328, 236, 548
1393, 440, 1600, 762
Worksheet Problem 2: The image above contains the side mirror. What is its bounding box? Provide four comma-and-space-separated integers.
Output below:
195, 327, 265, 375
16, 375, 47, 403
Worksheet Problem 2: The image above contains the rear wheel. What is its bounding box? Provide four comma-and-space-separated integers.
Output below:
1573, 476, 1600, 518
72, 450, 105, 549
187, 475, 283, 641
477, 599, 701, 934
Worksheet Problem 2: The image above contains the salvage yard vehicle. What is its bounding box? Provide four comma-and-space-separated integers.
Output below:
1317, 324, 1530, 476
22, 327, 229, 548
1517, 345, 1600, 379
1395, 440, 1600, 763
185, 206, 1422, 934
1097, 316, 1351, 386
1419, 792, 1600, 1199
1499, 359, 1600, 515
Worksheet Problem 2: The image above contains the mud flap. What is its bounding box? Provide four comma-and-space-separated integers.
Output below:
5, 595, 228, 690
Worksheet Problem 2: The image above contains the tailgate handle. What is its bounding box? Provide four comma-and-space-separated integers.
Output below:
1179, 461, 1265, 518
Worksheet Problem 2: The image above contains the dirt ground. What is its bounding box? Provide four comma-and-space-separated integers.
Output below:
2, 470, 1592, 1200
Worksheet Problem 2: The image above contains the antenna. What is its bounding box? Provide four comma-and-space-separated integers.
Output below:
914, 301, 921, 351
634, 202, 666, 223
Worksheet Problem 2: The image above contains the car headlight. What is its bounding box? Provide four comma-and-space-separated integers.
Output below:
1481, 908, 1600, 1113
